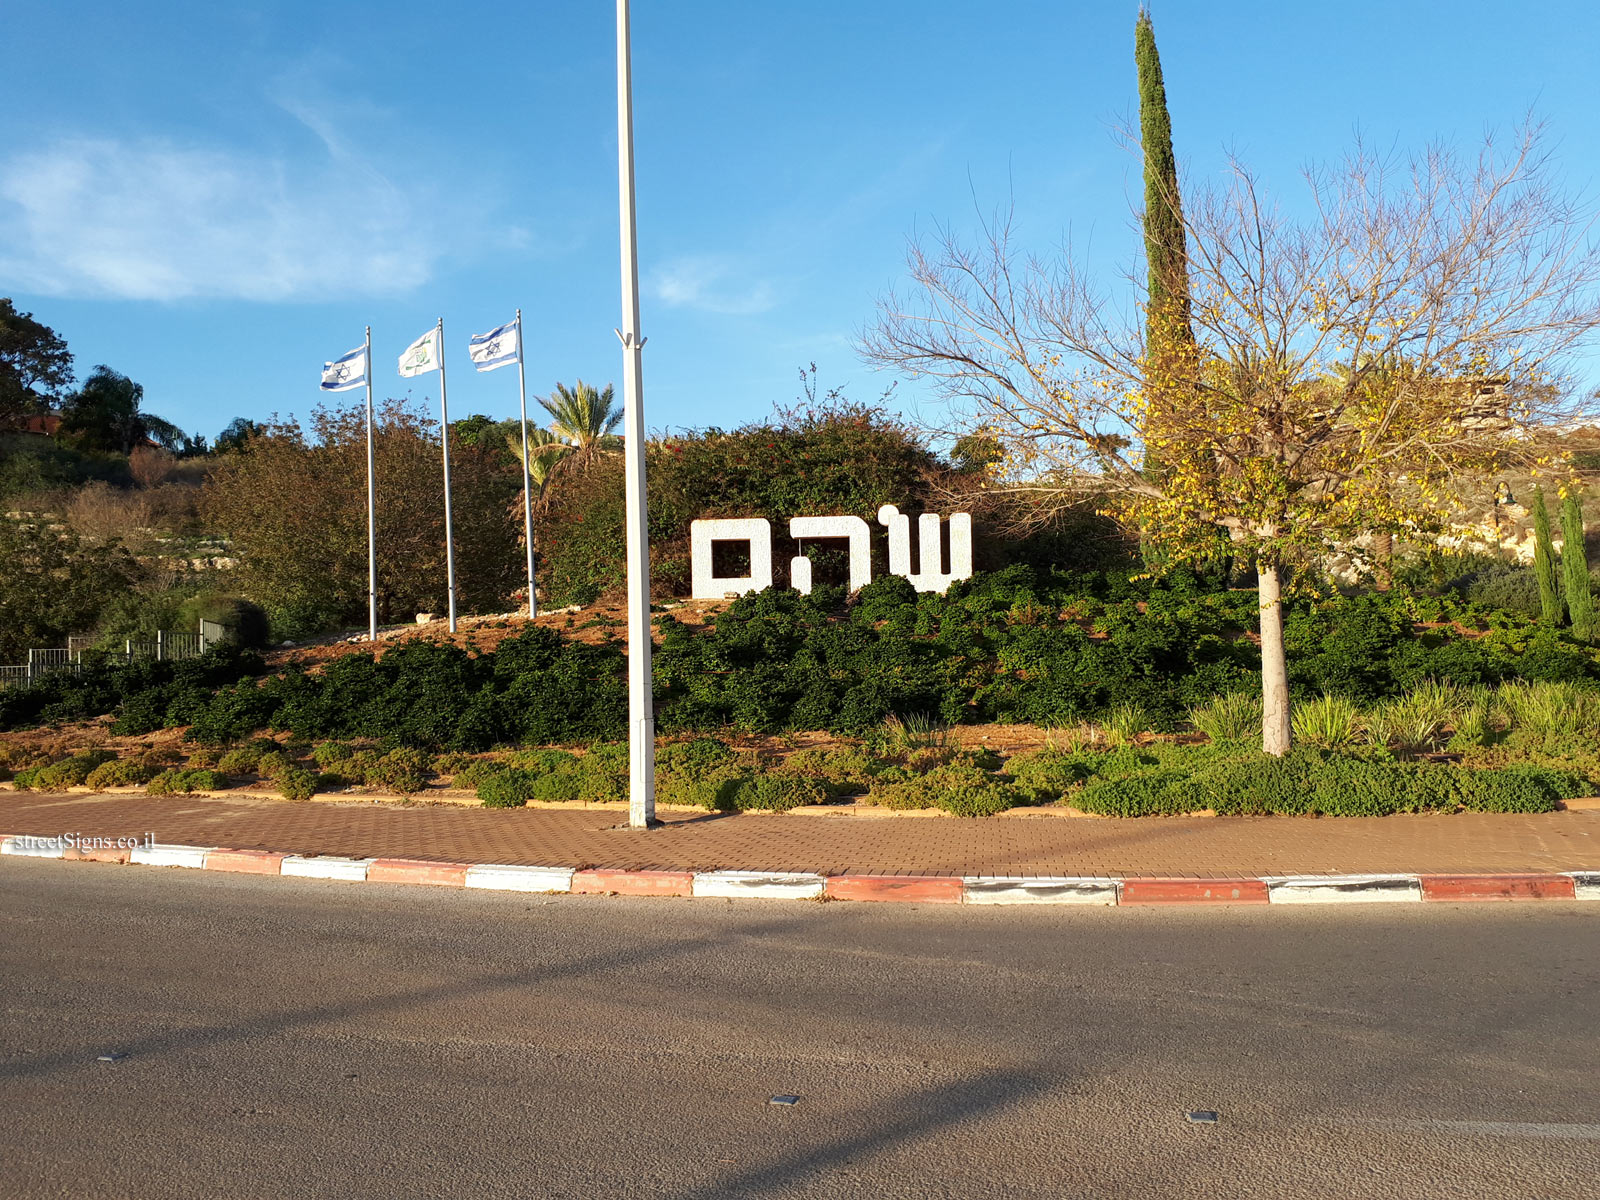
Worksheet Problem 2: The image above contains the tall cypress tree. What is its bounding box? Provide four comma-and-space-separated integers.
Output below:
1135, 8, 1198, 570
1561, 489, 1594, 641
1136, 9, 1195, 389
1533, 488, 1563, 624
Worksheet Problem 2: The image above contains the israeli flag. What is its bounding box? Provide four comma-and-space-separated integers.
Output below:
320, 345, 368, 392
468, 318, 520, 373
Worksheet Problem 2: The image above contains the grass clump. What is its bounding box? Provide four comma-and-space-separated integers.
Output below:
1188, 693, 1262, 744
1291, 694, 1363, 750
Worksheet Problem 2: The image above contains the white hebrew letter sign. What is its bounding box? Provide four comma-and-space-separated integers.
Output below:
688, 508, 971, 599
877, 505, 973, 594
690, 518, 774, 600
789, 515, 873, 594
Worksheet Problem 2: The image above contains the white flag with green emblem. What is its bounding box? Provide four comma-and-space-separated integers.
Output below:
398, 326, 442, 377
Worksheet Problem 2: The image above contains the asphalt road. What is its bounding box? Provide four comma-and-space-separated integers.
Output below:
1, 859, 1597, 1199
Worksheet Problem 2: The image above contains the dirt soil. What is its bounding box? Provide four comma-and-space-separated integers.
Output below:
267, 597, 733, 670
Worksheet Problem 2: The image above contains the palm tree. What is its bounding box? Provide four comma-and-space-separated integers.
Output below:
539, 380, 622, 451
506, 426, 574, 499
61, 365, 186, 454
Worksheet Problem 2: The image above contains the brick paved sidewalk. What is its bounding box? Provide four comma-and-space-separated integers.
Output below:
3, 791, 1598, 877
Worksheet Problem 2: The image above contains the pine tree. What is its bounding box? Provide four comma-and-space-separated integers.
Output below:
1561, 489, 1594, 641
1532, 488, 1563, 624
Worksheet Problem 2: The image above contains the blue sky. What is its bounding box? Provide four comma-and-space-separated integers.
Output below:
4, 1, 1598, 444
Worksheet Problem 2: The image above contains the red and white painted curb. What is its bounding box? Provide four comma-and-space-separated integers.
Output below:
3, 834, 1597, 907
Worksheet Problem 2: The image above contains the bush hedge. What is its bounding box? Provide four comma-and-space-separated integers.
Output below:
3, 567, 1599, 756
147, 767, 227, 795
1060, 750, 1586, 817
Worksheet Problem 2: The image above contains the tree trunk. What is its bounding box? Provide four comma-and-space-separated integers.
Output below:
1370, 530, 1393, 592
1258, 560, 1291, 756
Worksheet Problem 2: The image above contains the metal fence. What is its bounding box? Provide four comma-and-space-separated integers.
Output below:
123, 631, 205, 662
0, 623, 228, 690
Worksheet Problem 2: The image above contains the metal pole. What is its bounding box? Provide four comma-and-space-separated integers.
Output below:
616, 0, 655, 828
365, 325, 378, 642
516, 310, 537, 619
436, 318, 459, 633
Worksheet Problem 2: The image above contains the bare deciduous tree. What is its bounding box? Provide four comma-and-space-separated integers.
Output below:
863, 125, 1600, 753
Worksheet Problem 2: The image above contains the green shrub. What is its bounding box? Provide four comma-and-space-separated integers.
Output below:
527, 771, 587, 802
514, 746, 632, 804
315, 772, 348, 792
147, 767, 227, 795
867, 759, 1021, 816
255, 750, 291, 779
905, 746, 959, 773
723, 772, 827, 812
28, 749, 117, 790
176, 592, 271, 649
478, 768, 536, 808
344, 749, 381, 785
1082, 745, 1163, 780
656, 738, 736, 778
85, 758, 158, 789
657, 761, 746, 809
654, 739, 744, 809
452, 758, 507, 791
11, 765, 44, 789
507, 748, 580, 775
1006, 748, 1094, 804
368, 747, 431, 795
276, 767, 318, 801
777, 746, 883, 797
217, 747, 263, 775
432, 751, 474, 776
184, 680, 281, 745
312, 741, 356, 769
1460, 765, 1584, 813
1074, 768, 1194, 816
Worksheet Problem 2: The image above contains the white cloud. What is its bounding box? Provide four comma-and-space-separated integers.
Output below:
0, 136, 444, 302
648, 254, 777, 315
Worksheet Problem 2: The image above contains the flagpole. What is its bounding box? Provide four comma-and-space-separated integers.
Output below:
437, 316, 459, 634
364, 324, 378, 643
516, 309, 537, 619
616, 0, 655, 828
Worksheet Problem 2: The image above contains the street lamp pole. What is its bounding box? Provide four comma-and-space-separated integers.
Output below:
616, 0, 656, 828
